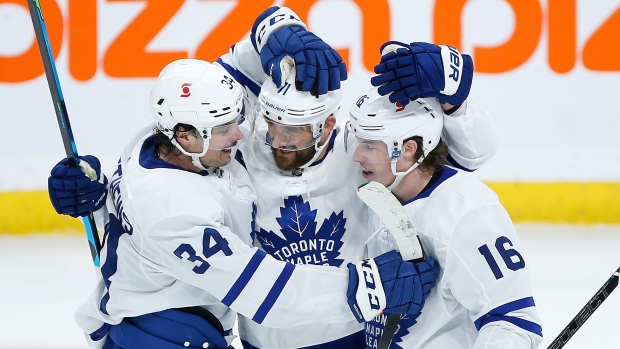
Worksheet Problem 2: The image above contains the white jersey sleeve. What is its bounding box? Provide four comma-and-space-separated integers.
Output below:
142, 208, 355, 329
441, 99, 499, 171
441, 202, 541, 349
216, 39, 268, 100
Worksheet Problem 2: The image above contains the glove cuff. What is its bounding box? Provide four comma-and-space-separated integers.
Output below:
251, 6, 307, 53
353, 259, 386, 321
439, 45, 473, 105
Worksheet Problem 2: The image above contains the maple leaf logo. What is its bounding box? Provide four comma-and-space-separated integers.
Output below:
255, 196, 346, 267
365, 314, 415, 349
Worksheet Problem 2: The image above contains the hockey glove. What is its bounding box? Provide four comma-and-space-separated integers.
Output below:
346, 250, 440, 322
250, 6, 347, 96
371, 41, 473, 106
48, 155, 108, 218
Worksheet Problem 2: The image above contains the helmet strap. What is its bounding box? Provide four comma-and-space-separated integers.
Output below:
387, 154, 425, 190
171, 136, 210, 171
299, 127, 334, 169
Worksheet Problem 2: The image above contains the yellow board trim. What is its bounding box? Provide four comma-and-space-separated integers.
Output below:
1, 183, 620, 234
486, 182, 620, 224
0, 191, 83, 234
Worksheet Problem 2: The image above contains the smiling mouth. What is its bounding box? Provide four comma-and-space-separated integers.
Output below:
278, 148, 296, 155
362, 167, 373, 176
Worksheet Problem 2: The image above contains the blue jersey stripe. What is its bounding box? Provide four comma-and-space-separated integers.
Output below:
474, 297, 542, 336
252, 262, 296, 323
221, 250, 266, 306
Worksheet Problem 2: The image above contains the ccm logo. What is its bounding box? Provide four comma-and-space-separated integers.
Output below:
361, 260, 382, 310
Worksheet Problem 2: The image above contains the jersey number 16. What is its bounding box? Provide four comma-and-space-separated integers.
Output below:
478, 236, 525, 280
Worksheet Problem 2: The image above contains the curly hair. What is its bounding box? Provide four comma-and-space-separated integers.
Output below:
152, 123, 197, 157
407, 137, 448, 173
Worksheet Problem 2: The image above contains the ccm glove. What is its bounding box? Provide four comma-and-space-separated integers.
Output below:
250, 6, 347, 96
48, 155, 108, 218
346, 250, 440, 322
371, 41, 473, 106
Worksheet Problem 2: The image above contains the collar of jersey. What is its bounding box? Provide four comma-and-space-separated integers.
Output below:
401, 166, 457, 205
139, 135, 210, 176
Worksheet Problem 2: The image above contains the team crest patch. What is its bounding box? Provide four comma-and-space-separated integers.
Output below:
365, 313, 415, 349
255, 196, 345, 266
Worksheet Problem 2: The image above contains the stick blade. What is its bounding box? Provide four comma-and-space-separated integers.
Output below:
357, 181, 425, 262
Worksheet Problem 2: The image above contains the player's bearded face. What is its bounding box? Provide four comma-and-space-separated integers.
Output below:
265, 120, 318, 171
270, 146, 317, 171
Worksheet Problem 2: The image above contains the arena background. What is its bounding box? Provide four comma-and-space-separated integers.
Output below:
1, 0, 620, 235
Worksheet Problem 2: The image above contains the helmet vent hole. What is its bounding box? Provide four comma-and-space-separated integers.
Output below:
368, 114, 376, 117
157, 99, 164, 105
158, 112, 162, 116
223, 107, 230, 111
201, 102, 210, 105
278, 116, 282, 120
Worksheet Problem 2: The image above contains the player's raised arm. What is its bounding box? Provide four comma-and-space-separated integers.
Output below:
249, 6, 347, 96
370, 41, 498, 171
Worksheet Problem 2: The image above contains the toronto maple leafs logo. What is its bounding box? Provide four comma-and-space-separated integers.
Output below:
365, 314, 416, 349
255, 196, 346, 267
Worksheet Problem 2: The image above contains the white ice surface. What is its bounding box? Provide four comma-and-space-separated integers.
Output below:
0, 224, 619, 349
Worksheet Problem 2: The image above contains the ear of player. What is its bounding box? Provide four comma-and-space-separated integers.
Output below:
346, 250, 440, 322
48, 155, 108, 218
250, 6, 348, 96
371, 41, 474, 107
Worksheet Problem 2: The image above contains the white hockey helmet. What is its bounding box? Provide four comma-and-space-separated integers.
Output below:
150, 59, 245, 158
345, 86, 444, 188
253, 76, 342, 151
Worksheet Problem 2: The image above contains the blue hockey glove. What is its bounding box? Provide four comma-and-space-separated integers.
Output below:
48, 155, 108, 218
250, 6, 347, 96
383, 254, 440, 316
346, 250, 440, 322
371, 41, 473, 106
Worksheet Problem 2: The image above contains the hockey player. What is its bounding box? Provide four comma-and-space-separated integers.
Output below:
48, 6, 497, 348
345, 87, 542, 349
47, 59, 440, 349
218, 6, 500, 349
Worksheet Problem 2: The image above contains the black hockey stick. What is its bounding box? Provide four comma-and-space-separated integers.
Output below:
357, 181, 426, 349
28, 0, 102, 267
547, 267, 619, 349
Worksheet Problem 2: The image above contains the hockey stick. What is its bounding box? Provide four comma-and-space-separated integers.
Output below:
357, 181, 426, 349
28, 0, 102, 267
546, 267, 620, 349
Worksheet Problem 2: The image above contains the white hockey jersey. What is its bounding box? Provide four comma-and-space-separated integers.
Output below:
237, 126, 371, 348
216, 40, 501, 349
74, 125, 359, 348
364, 167, 543, 349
